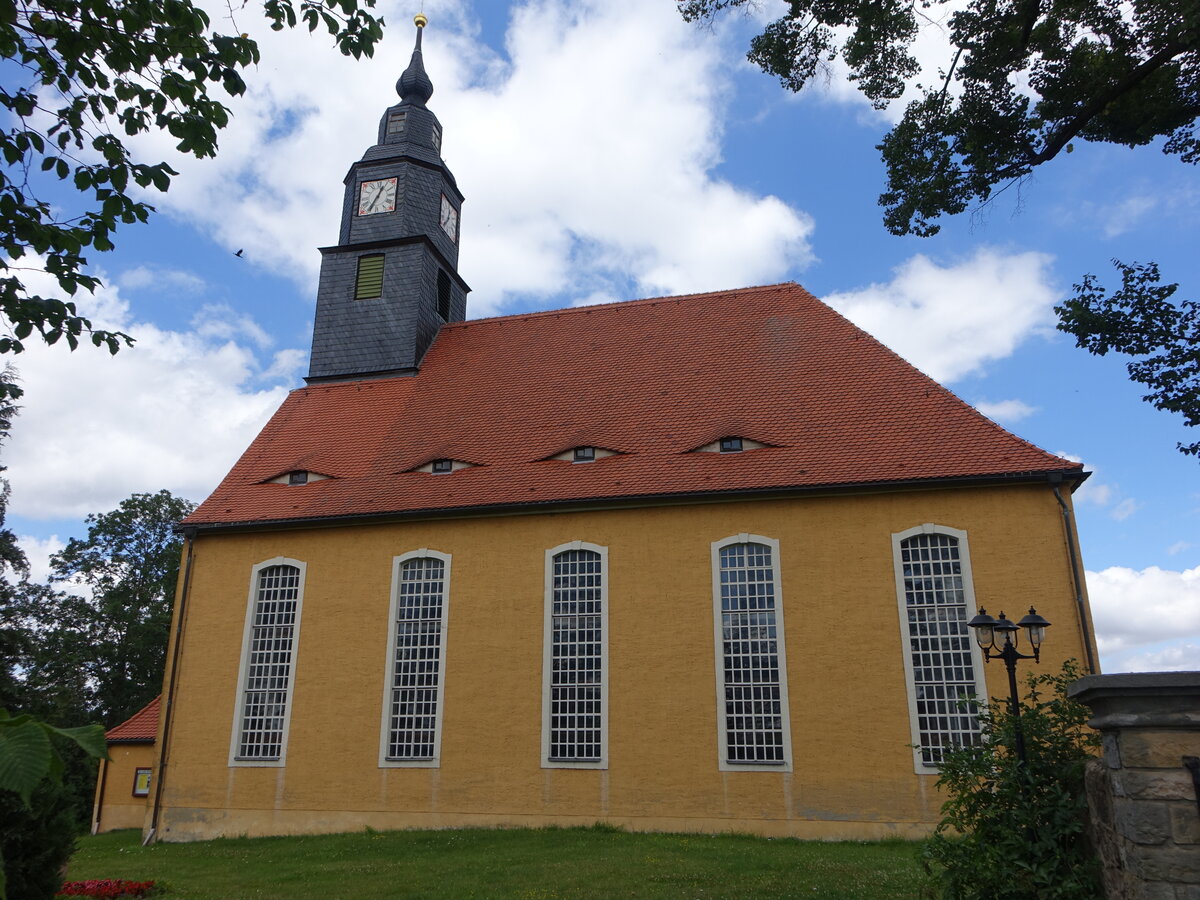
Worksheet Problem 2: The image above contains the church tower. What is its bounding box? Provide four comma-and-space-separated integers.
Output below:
307, 15, 468, 383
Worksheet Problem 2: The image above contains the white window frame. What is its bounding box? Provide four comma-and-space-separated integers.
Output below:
541, 541, 609, 769
711, 534, 793, 772
229, 557, 307, 768
891, 524, 989, 775
378, 549, 452, 768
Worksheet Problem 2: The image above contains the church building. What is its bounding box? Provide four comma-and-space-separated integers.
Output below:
144, 17, 1098, 842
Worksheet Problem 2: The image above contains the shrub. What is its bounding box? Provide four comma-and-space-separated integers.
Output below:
0, 780, 79, 900
920, 660, 1101, 899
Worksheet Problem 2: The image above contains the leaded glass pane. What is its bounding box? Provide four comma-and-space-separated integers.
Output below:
901, 533, 982, 764
719, 543, 785, 763
387, 557, 446, 760
549, 549, 602, 761
237, 564, 300, 759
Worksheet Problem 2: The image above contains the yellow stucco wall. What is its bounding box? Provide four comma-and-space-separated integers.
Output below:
92, 742, 155, 833
152, 482, 1095, 842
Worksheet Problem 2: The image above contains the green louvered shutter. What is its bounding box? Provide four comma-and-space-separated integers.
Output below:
355, 254, 385, 300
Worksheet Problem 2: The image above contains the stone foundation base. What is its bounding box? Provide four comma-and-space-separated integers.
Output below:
149, 806, 935, 844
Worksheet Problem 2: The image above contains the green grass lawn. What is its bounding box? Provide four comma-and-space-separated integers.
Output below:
67, 826, 926, 899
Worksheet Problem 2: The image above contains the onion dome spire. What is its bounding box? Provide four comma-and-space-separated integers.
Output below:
397, 14, 433, 107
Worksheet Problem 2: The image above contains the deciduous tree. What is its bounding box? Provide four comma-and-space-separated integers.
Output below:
22, 489, 196, 727
681, 0, 1200, 455
679, 0, 1198, 236
0, 0, 385, 401
1057, 261, 1200, 456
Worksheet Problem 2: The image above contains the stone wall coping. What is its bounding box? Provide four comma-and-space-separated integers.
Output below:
1070, 672, 1200, 731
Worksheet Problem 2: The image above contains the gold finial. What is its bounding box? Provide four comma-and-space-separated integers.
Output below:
414, 13, 427, 28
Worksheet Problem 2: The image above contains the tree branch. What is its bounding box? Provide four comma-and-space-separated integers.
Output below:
1008, 38, 1195, 173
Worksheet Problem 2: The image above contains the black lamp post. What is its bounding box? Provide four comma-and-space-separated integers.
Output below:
966, 606, 1051, 764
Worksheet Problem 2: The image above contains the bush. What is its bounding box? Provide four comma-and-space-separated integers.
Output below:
0, 780, 79, 900
921, 661, 1101, 899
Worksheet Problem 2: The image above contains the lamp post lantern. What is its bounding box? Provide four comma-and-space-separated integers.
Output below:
966, 606, 1051, 764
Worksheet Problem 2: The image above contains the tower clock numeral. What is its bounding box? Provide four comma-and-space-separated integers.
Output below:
358, 178, 398, 216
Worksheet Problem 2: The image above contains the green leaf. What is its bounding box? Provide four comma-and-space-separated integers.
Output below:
0, 716, 54, 805
45, 722, 109, 761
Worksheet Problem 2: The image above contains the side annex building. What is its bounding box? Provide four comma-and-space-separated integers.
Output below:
142, 19, 1099, 842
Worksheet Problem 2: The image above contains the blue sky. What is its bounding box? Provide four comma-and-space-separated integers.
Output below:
4, 0, 1198, 671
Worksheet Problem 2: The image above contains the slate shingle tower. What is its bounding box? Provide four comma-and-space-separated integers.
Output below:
307, 14, 468, 383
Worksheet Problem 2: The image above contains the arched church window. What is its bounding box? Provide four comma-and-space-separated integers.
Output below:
543, 542, 607, 767
382, 552, 451, 765
892, 526, 987, 773
231, 560, 305, 765
711, 535, 793, 770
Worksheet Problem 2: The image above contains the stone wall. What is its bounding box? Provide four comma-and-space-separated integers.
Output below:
1069, 672, 1200, 900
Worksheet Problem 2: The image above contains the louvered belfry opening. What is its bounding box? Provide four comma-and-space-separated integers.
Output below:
354, 254, 385, 300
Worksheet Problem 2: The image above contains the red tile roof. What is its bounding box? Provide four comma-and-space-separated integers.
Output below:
106, 695, 159, 743
185, 283, 1081, 528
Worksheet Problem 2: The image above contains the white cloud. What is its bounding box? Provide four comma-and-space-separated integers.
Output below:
117, 265, 206, 295
973, 399, 1037, 423
1168, 541, 1191, 556
1111, 498, 1140, 521
1063, 180, 1200, 240
1088, 565, 1200, 672
1100, 194, 1158, 238
4, 271, 293, 521
123, 0, 813, 316
1110, 643, 1200, 673
790, 3, 963, 125
1080, 482, 1114, 507
1056, 453, 1140, 520
17, 534, 64, 584
823, 248, 1058, 383
190, 304, 274, 351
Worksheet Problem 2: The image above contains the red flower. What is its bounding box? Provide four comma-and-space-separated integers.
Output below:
57, 879, 157, 898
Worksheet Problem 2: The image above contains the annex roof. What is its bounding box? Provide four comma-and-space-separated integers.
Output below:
184, 283, 1082, 529
106, 695, 159, 743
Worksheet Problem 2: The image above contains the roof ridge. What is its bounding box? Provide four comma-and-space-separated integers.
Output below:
445, 282, 798, 328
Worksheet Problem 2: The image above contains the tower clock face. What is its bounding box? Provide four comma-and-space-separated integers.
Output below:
358, 177, 397, 215
439, 194, 458, 242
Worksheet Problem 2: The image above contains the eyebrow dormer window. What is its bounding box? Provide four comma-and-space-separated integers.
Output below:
413, 458, 474, 474
267, 470, 329, 485
550, 446, 617, 462
693, 436, 768, 454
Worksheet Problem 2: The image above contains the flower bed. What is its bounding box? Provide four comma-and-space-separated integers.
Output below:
57, 879, 157, 898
